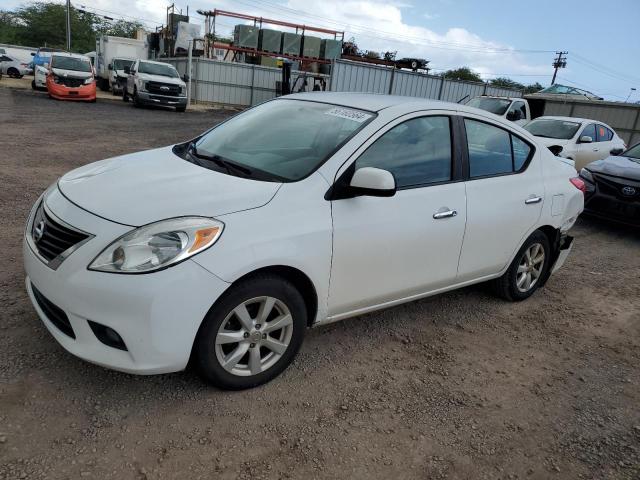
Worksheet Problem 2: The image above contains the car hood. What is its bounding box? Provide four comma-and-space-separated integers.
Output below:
586, 155, 640, 179
57, 146, 282, 226
51, 67, 92, 79
137, 72, 185, 86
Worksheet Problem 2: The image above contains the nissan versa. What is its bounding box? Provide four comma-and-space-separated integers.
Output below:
24, 93, 584, 389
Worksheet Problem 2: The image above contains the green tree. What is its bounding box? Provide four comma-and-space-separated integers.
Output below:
489, 77, 525, 90
523, 82, 544, 94
443, 67, 482, 82
0, 2, 142, 53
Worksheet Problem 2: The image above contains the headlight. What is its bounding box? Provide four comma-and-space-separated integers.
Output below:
180, 85, 186, 95
89, 217, 223, 274
579, 168, 594, 183
84, 77, 94, 85
53, 74, 61, 83
137, 78, 146, 91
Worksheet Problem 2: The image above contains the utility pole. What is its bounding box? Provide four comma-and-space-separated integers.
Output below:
65, 0, 71, 51
551, 51, 567, 85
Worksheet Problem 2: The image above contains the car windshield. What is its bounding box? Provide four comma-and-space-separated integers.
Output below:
186, 100, 375, 182
51, 56, 92, 72
524, 119, 581, 139
138, 61, 179, 78
466, 97, 512, 115
113, 59, 134, 70
622, 143, 640, 161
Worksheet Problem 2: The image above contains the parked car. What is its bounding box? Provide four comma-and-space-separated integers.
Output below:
30, 47, 62, 68
579, 142, 640, 226
524, 116, 626, 170
32, 64, 48, 90
23, 93, 583, 389
0, 54, 33, 77
46, 52, 96, 102
466, 96, 530, 126
123, 59, 187, 112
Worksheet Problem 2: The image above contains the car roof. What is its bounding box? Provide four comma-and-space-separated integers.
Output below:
51, 52, 91, 61
138, 59, 176, 66
284, 92, 467, 113
532, 115, 609, 126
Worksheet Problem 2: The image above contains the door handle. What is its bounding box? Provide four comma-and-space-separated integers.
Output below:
525, 196, 542, 205
433, 209, 457, 219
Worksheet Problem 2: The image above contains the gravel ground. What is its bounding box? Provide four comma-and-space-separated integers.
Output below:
0, 86, 639, 480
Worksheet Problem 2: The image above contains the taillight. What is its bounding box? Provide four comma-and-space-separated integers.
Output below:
570, 177, 586, 194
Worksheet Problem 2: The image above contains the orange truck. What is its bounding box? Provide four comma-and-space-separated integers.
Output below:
46, 52, 96, 102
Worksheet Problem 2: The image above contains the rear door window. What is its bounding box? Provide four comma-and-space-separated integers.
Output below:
464, 119, 532, 177
596, 125, 613, 142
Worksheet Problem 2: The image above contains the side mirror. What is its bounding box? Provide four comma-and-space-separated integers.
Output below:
108, 64, 112, 70
31, 52, 35, 56
610, 148, 624, 156
548, 145, 564, 156
579, 135, 593, 143
182, 74, 189, 82
506, 110, 517, 121
349, 167, 396, 197
123, 66, 130, 74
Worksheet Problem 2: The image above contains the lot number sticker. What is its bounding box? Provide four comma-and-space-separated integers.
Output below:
325, 107, 372, 123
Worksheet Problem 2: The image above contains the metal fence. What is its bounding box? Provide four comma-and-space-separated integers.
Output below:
531, 95, 640, 146
166, 57, 328, 107
329, 59, 523, 102
166, 57, 522, 108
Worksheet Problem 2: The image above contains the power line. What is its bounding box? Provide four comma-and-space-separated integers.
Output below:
569, 53, 640, 85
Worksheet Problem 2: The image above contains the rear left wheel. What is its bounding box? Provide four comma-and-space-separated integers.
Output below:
493, 230, 551, 301
8, 68, 21, 78
194, 274, 307, 390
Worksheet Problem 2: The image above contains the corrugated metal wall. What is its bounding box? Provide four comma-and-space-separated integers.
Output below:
166, 57, 523, 107
166, 57, 328, 107
536, 96, 640, 145
329, 60, 523, 102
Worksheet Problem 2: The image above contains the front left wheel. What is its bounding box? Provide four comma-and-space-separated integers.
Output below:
194, 274, 307, 390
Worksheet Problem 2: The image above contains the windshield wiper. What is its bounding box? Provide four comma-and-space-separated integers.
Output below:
189, 143, 255, 177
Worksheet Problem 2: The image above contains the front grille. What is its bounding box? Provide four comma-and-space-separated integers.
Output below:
145, 81, 181, 96
59, 77, 84, 88
31, 203, 90, 265
593, 173, 640, 201
31, 283, 75, 339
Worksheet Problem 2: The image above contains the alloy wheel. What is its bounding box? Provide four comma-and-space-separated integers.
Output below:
214, 296, 294, 377
516, 242, 545, 292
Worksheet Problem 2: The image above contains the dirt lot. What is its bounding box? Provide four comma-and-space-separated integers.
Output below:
0, 86, 638, 480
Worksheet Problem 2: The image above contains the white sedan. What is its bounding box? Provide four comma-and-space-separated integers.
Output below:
0, 54, 32, 77
23, 93, 584, 389
524, 116, 626, 170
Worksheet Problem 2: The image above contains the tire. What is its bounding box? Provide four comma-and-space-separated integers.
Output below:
122, 87, 129, 102
31, 80, 36, 90
176, 106, 186, 112
493, 230, 551, 301
8, 68, 20, 78
194, 274, 307, 390
132, 87, 141, 107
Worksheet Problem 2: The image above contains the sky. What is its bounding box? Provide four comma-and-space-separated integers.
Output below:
3, 0, 640, 101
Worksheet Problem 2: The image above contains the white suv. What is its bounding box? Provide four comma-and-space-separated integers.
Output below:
24, 93, 584, 389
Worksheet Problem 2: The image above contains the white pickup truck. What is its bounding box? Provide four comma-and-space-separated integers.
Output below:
466, 96, 531, 126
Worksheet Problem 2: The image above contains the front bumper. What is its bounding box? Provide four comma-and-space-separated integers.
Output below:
137, 91, 187, 107
47, 78, 96, 101
583, 192, 640, 226
23, 187, 230, 374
